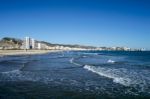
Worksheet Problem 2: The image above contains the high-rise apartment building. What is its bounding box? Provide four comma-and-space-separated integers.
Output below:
25, 37, 30, 49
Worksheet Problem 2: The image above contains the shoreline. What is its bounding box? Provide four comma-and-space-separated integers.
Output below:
0, 50, 62, 57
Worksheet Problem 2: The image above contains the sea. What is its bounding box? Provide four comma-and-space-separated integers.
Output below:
0, 51, 150, 99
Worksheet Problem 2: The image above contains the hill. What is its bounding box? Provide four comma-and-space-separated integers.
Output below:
0, 37, 23, 49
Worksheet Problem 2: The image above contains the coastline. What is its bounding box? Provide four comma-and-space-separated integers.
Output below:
0, 50, 62, 57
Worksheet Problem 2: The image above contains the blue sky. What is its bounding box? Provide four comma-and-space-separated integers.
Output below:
0, 0, 150, 49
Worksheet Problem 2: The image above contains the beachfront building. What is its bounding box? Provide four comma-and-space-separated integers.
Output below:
23, 37, 36, 50
31, 38, 35, 49
123, 47, 131, 51
37, 43, 41, 49
25, 37, 30, 49
37, 42, 49, 50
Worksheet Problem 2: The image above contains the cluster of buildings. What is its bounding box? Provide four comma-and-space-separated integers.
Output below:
22, 37, 48, 50
94, 47, 132, 51
93, 47, 145, 51
22, 37, 87, 50
22, 37, 146, 51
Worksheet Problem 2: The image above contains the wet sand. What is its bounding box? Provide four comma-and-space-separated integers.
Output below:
0, 50, 61, 56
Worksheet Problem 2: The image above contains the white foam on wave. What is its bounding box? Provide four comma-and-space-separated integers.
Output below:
0, 69, 52, 83
83, 53, 99, 55
1, 69, 20, 74
82, 56, 87, 58
84, 64, 150, 92
84, 65, 133, 86
107, 59, 115, 63
69, 58, 82, 66
0, 69, 24, 81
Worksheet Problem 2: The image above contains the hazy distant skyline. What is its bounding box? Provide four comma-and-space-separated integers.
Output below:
0, 0, 150, 49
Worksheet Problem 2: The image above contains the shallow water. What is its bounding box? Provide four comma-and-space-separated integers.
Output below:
0, 51, 150, 99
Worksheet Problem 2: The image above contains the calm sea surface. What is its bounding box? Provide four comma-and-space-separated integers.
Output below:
0, 51, 150, 99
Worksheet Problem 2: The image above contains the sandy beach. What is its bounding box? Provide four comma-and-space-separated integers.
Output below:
0, 50, 61, 56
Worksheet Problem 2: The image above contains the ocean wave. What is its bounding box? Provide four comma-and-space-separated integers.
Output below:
83, 65, 132, 86
1, 69, 20, 74
83, 53, 99, 55
107, 59, 116, 63
0, 70, 49, 83
69, 58, 82, 66
82, 56, 87, 58
0, 69, 80, 87
83, 65, 150, 90
0, 69, 25, 81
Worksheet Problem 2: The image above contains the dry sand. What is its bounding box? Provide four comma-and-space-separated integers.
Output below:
0, 50, 61, 56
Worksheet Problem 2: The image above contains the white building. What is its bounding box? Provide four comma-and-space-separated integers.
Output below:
124, 47, 131, 51
25, 37, 30, 49
38, 43, 41, 49
31, 38, 35, 49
